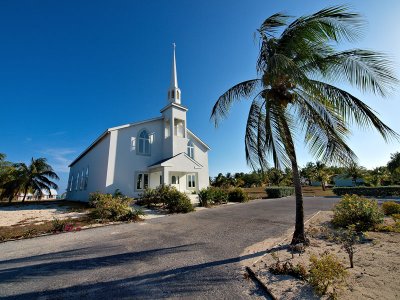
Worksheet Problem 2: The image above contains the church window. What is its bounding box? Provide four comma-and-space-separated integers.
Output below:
80, 170, 84, 190
187, 140, 194, 159
136, 173, 149, 190
75, 173, 80, 191
84, 167, 89, 190
176, 90, 180, 100
171, 90, 175, 99
174, 119, 185, 137
187, 174, 196, 188
137, 129, 150, 155
165, 120, 170, 138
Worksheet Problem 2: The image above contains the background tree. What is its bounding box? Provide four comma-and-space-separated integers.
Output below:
4, 158, 59, 202
301, 162, 316, 186
387, 152, 400, 184
313, 162, 332, 191
364, 166, 390, 186
343, 162, 367, 186
211, 6, 398, 244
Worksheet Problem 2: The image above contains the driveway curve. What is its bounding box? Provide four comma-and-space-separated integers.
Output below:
0, 197, 339, 299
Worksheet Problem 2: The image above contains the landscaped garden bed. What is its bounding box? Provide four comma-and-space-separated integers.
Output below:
248, 196, 400, 299
0, 192, 145, 242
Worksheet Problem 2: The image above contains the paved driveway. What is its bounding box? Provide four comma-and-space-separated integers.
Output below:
0, 197, 339, 299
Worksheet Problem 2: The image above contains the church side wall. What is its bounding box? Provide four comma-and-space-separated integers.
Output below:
66, 134, 111, 202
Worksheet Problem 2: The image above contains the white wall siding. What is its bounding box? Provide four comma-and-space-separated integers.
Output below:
66, 134, 111, 201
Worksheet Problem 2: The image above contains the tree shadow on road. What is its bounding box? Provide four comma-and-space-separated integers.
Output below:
0, 244, 270, 299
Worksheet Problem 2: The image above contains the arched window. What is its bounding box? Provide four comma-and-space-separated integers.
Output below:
138, 129, 150, 155
84, 167, 89, 190
187, 140, 194, 159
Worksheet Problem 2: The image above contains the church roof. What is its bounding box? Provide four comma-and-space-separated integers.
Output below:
148, 152, 203, 169
68, 117, 162, 167
68, 117, 210, 167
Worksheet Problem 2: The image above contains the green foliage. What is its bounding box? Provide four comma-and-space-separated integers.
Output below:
164, 189, 194, 213
51, 218, 67, 232
88, 192, 140, 221
382, 201, 400, 216
265, 186, 295, 198
136, 185, 193, 213
332, 194, 384, 231
387, 152, 400, 184
333, 186, 400, 197
228, 187, 249, 203
198, 187, 229, 207
308, 252, 348, 297
374, 222, 400, 233
198, 188, 213, 207
136, 185, 176, 208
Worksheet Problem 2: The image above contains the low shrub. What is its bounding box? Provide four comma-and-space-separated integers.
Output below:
265, 186, 294, 198
51, 218, 67, 232
164, 190, 194, 213
228, 187, 249, 203
88, 192, 139, 221
374, 222, 400, 233
382, 201, 400, 216
211, 187, 229, 204
332, 194, 384, 232
137, 186, 193, 213
198, 188, 213, 207
332, 186, 400, 197
198, 187, 228, 207
308, 252, 348, 297
136, 185, 177, 208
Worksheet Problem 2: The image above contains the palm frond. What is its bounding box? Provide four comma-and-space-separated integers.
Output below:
319, 50, 398, 96
310, 81, 399, 142
211, 79, 261, 126
258, 13, 291, 35
280, 5, 363, 45
294, 90, 357, 164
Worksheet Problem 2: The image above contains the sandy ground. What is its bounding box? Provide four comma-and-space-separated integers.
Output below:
251, 211, 400, 300
0, 204, 87, 227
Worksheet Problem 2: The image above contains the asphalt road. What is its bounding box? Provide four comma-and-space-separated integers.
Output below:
0, 197, 339, 299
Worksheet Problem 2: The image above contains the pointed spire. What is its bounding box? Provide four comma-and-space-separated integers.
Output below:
170, 43, 178, 89
167, 43, 181, 104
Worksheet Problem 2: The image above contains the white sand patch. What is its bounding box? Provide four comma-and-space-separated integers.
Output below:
0, 204, 88, 227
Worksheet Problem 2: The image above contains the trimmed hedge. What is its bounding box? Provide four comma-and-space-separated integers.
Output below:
265, 186, 295, 198
332, 186, 400, 197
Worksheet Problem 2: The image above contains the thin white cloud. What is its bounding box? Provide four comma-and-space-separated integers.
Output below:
41, 148, 76, 173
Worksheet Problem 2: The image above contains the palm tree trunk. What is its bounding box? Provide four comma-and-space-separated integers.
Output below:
279, 117, 308, 245
22, 187, 28, 202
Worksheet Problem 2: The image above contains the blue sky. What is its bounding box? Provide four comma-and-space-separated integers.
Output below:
1, 0, 399, 192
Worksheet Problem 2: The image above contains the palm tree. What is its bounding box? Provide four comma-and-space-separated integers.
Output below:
15, 158, 59, 202
343, 162, 366, 186
313, 162, 332, 191
211, 6, 398, 244
365, 166, 390, 186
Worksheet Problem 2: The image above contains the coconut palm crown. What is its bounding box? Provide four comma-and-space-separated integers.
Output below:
211, 6, 398, 244
19, 158, 59, 201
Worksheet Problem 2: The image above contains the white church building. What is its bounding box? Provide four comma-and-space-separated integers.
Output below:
66, 45, 210, 201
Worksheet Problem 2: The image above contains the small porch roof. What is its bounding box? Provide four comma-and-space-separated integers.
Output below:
148, 152, 203, 170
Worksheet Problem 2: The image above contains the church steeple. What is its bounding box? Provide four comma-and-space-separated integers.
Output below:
167, 43, 181, 104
